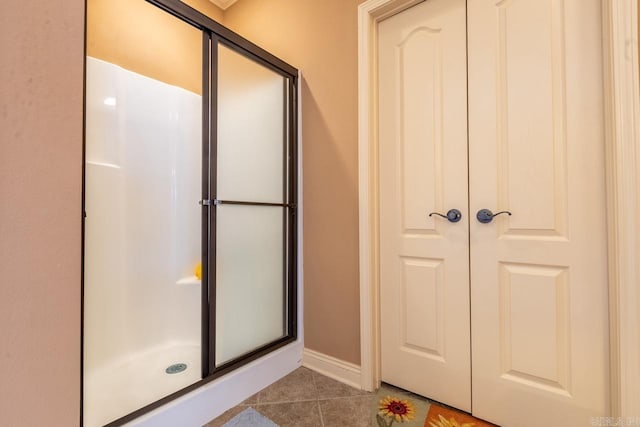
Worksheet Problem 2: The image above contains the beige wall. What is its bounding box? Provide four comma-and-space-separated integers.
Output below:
88, 0, 223, 94
225, 0, 366, 365
0, 0, 84, 425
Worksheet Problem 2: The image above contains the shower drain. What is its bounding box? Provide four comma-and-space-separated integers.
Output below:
165, 363, 187, 374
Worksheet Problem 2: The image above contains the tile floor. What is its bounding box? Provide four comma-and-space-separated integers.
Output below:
203, 366, 376, 427
203, 366, 459, 427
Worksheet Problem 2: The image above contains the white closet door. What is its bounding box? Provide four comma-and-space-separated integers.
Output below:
468, 0, 609, 425
378, 0, 471, 411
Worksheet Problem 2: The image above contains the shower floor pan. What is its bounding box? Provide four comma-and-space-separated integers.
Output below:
84, 342, 201, 427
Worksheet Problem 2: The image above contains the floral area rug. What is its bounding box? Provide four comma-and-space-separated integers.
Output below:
372, 384, 497, 427
424, 405, 496, 427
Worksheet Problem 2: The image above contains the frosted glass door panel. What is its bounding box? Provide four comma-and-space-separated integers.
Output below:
216, 205, 285, 365
217, 44, 286, 203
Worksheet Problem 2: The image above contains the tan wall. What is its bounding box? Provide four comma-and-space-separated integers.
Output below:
225, 0, 367, 365
0, 0, 85, 425
87, 0, 223, 94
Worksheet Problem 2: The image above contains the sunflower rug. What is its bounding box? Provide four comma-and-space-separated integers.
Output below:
373, 384, 497, 427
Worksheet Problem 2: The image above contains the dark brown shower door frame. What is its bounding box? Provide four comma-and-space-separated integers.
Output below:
83, 1, 299, 425
204, 34, 299, 376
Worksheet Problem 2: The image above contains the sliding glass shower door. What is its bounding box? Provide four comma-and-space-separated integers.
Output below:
214, 44, 295, 367
83, 1, 298, 425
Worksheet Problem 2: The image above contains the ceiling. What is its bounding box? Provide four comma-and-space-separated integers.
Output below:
208, 0, 239, 10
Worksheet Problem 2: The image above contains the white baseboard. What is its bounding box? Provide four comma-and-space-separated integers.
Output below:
302, 348, 362, 390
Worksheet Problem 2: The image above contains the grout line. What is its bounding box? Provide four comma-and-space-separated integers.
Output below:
255, 398, 318, 405
317, 400, 325, 427
310, 371, 325, 427
310, 369, 319, 397
316, 395, 372, 402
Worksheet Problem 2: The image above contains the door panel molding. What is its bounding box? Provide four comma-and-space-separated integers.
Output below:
358, 0, 640, 420
495, 0, 569, 239
497, 262, 571, 396
398, 27, 444, 236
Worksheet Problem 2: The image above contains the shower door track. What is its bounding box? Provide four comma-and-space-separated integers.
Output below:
81, 0, 299, 425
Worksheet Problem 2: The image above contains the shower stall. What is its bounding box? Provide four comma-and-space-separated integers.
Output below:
83, 1, 298, 425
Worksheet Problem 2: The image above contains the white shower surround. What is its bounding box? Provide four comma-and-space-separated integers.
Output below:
84, 57, 202, 426
85, 57, 203, 365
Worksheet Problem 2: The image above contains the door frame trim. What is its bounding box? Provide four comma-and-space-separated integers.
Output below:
602, 0, 640, 418
357, 0, 640, 418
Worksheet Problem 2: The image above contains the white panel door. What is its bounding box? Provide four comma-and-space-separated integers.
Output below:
468, 0, 609, 425
378, 0, 471, 411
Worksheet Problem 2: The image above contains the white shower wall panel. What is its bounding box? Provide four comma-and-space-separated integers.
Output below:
84, 57, 201, 373
84, 162, 127, 370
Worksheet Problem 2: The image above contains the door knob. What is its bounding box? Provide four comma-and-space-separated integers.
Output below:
429, 209, 462, 223
476, 209, 512, 224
